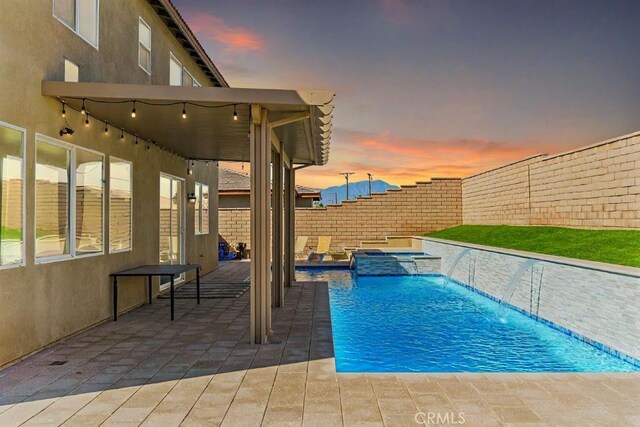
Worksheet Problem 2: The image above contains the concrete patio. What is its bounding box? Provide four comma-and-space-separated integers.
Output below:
0, 262, 638, 426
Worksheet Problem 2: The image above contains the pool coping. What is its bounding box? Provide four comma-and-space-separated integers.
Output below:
415, 236, 640, 279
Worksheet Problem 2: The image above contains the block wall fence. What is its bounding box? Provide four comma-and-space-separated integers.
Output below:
463, 131, 640, 228
218, 131, 640, 250
219, 178, 463, 250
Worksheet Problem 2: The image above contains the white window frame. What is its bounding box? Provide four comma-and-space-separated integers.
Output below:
138, 17, 152, 75
108, 156, 133, 254
194, 182, 209, 235
52, 0, 100, 49
34, 134, 105, 264
0, 121, 27, 270
169, 53, 182, 86
182, 68, 194, 87
64, 58, 79, 82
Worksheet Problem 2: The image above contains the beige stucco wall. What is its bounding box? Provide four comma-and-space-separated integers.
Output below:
462, 132, 640, 228
0, 0, 219, 367
219, 179, 463, 251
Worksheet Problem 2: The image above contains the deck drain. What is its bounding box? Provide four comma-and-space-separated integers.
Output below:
50, 360, 67, 366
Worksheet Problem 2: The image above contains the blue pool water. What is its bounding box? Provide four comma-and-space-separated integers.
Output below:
296, 269, 639, 373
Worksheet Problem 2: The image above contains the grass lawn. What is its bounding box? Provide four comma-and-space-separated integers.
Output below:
0, 227, 22, 240
425, 225, 640, 268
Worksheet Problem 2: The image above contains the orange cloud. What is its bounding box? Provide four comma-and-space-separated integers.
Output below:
184, 12, 265, 53
218, 130, 557, 189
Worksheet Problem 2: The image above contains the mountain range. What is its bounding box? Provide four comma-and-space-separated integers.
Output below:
320, 180, 398, 204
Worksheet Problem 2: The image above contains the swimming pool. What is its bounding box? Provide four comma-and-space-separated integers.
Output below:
296, 269, 639, 373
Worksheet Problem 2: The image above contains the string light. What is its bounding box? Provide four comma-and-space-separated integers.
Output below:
233, 103, 238, 121
120, 127, 125, 140
146, 140, 150, 150
85, 113, 90, 126
131, 100, 136, 118
104, 121, 109, 134
81, 98, 86, 115
61, 101, 66, 118
187, 160, 194, 175
134, 134, 138, 144
182, 102, 187, 119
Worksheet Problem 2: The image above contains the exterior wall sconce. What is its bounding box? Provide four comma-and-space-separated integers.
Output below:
187, 192, 197, 203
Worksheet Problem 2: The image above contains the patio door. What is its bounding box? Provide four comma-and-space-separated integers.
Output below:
159, 174, 184, 289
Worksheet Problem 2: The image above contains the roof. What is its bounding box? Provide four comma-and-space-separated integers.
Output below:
43, 82, 334, 166
219, 168, 321, 198
148, 0, 228, 87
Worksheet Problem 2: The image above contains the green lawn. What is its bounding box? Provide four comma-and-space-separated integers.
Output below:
0, 227, 22, 240
425, 225, 640, 268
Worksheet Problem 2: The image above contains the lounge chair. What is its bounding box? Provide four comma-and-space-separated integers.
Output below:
307, 236, 331, 262
295, 236, 309, 260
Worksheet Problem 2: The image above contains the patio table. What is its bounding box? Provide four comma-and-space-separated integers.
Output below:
110, 264, 201, 321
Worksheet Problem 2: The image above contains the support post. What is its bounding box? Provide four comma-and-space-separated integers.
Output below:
283, 166, 296, 287
250, 105, 271, 344
272, 144, 284, 307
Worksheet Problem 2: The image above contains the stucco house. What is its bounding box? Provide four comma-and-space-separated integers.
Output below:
0, 0, 334, 366
219, 167, 321, 208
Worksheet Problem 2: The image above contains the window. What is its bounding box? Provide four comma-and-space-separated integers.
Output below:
0, 122, 25, 268
75, 149, 104, 255
109, 158, 132, 252
64, 58, 79, 82
169, 54, 182, 86
194, 183, 209, 235
182, 68, 194, 87
35, 138, 71, 259
53, 0, 99, 48
138, 18, 151, 74
35, 135, 105, 261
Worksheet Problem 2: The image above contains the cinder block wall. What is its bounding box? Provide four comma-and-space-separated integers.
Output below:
218, 178, 463, 250
463, 132, 640, 228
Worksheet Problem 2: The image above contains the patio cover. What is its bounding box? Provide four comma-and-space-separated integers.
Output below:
42, 80, 334, 345
41, 81, 334, 165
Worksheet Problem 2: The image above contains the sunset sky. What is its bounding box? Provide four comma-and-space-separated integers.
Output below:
174, 0, 640, 188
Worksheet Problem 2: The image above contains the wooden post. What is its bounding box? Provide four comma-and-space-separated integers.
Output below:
283, 166, 296, 287
250, 105, 271, 344
272, 144, 284, 307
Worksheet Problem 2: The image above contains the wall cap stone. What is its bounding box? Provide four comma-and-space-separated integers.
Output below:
416, 236, 640, 279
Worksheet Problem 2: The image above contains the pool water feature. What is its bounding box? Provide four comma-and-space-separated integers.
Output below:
296, 269, 639, 373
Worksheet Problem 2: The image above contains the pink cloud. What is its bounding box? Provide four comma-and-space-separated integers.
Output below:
380, 0, 413, 25
184, 12, 265, 53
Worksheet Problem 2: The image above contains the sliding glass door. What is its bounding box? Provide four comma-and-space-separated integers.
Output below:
159, 174, 184, 288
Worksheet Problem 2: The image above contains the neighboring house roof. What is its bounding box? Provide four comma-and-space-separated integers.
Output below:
219, 168, 321, 199
148, 0, 229, 87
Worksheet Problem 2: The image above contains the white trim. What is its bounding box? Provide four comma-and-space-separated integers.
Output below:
159, 173, 185, 290
108, 156, 133, 254
138, 17, 152, 75
52, 0, 100, 50
34, 134, 106, 263
74, 146, 105, 258
0, 120, 27, 270
169, 52, 182, 86
183, 68, 195, 87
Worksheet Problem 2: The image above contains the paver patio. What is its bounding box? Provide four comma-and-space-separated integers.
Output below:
0, 262, 638, 426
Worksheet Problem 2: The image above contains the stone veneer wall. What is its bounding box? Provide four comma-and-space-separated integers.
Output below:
463, 132, 640, 228
421, 238, 640, 361
218, 178, 463, 250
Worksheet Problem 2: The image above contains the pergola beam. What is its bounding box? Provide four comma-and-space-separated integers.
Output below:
272, 143, 284, 307
283, 166, 296, 288
250, 105, 271, 344
269, 111, 310, 129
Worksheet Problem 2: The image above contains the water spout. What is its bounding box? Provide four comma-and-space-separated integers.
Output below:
443, 248, 473, 287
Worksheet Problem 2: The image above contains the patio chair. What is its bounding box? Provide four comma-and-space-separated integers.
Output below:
295, 236, 309, 260
307, 236, 331, 262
